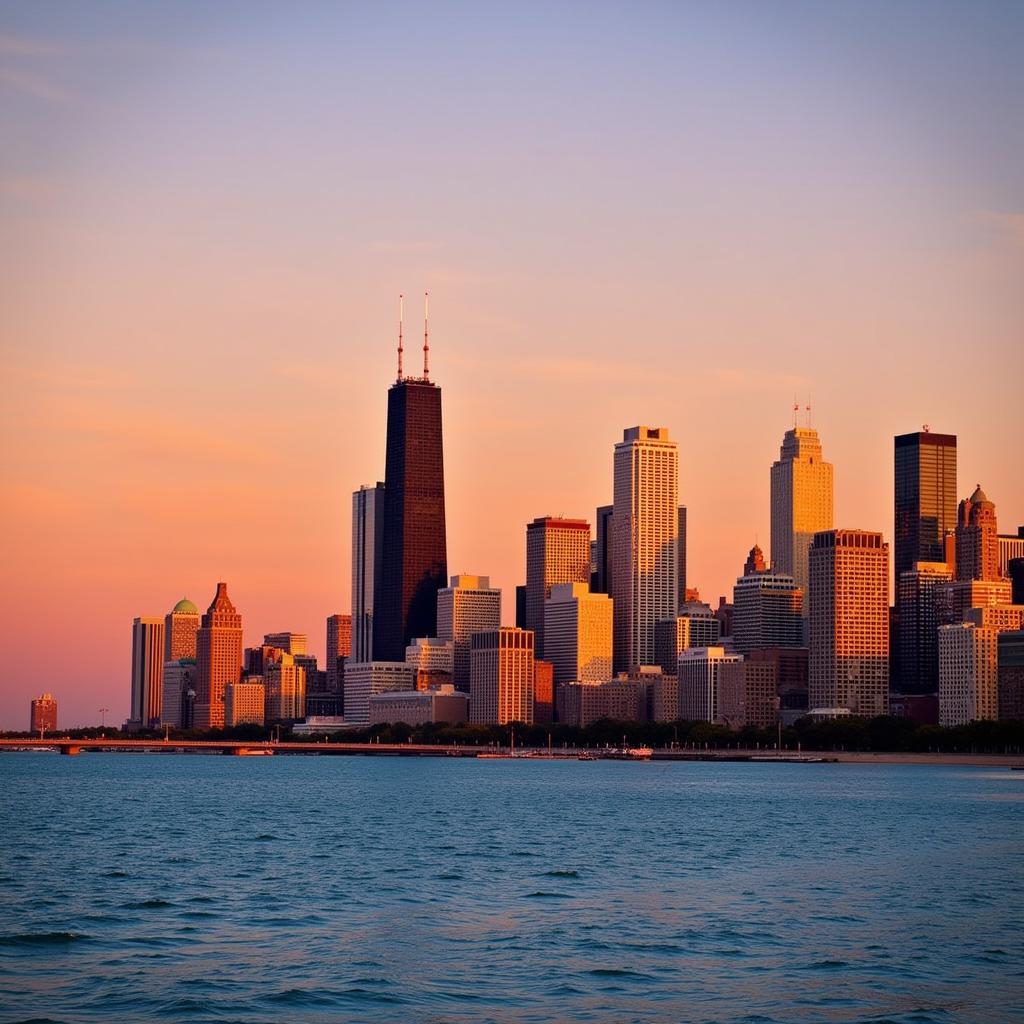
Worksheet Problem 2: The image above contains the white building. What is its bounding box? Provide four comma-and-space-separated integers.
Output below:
436, 574, 501, 689
612, 426, 679, 672
544, 582, 613, 684
678, 646, 742, 723
939, 623, 999, 726
343, 661, 415, 727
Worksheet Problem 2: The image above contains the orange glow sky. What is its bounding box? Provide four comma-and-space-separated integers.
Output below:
1, 3, 1022, 727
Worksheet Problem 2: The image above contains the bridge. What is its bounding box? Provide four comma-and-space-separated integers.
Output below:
0, 737, 477, 757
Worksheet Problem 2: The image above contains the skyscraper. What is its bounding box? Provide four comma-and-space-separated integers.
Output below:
592, 504, 614, 595
264, 650, 306, 722
653, 603, 721, 674
325, 614, 352, 697
470, 627, 535, 725
543, 582, 613, 684
193, 582, 243, 730
893, 430, 957, 577
352, 482, 385, 663
436, 574, 502, 691
164, 598, 199, 661
678, 646, 742, 723
678, 505, 688, 609
732, 571, 803, 655
896, 561, 953, 694
375, 314, 447, 660
808, 530, 889, 716
956, 485, 1001, 583
770, 426, 833, 599
130, 616, 165, 728
525, 517, 591, 658
613, 426, 678, 671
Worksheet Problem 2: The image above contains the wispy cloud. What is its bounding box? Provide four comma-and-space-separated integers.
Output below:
0, 66, 72, 103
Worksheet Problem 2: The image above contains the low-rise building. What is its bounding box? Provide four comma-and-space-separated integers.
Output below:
225, 680, 265, 727
717, 660, 778, 730
343, 661, 415, 727
368, 684, 469, 727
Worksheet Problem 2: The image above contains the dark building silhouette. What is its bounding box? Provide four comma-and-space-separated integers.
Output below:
894, 430, 957, 576
374, 331, 447, 660
1009, 558, 1024, 606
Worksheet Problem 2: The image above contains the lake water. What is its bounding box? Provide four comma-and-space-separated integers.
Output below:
0, 754, 1021, 1023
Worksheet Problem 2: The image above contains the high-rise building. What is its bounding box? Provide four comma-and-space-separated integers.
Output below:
225, 680, 265, 727
808, 530, 889, 716
678, 506, 688, 609
1009, 558, 1024, 606
718, 660, 778, 729
29, 693, 57, 734
654, 603, 721, 674
896, 562, 953, 694
352, 482, 385, 663
263, 632, 307, 655
193, 582, 243, 730
164, 598, 200, 661
325, 614, 352, 697
998, 528, 1024, 579
405, 637, 454, 688
732, 568, 803, 655
160, 659, 195, 728
264, 650, 306, 722
593, 505, 614, 595
375, 332, 447, 660
956, 485, 1001, 583
613, 426, 679, 672
770, 426, 833, 600
938, 623, 999, 726
525, 517, 591, 659
894, 431, 957, 577
470, 627, 535, 725
343, 661, 415, 727
936, 579, 1013, 625
998, 631, 1024, 721
533, 659, 554, 724
543, 582, 613, 684
678, 646, 742, 723
436, 574, 501, 690
130, 616, 165, 729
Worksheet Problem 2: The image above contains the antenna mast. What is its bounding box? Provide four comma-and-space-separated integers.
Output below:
423, 291, 430, 379
397, 294, 404, 381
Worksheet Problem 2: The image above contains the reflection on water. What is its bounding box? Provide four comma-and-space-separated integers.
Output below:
0, 756, 1021, 1023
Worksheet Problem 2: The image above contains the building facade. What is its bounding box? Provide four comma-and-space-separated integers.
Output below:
718, 660, 779, 730
263, 650, 306, 722
525, 517, 591, 659
770, 426, 833, 601
225, 680, 266, 727
368, 684, 469, 727
998, 631, 1024, 721
160, 659, 195, 728
325, 613, 352, 699
895, 561, 953, 694
956, 484, 1001, 583
678, 647, 742, 723
592, 504, 614, 595
343, 661, 415, 727
130, 616, 165, 728
808, 530, 889, 716
436, 574, 502, 690
193, 582, 243, 730
470, 627, 535, 725
613, 426, 679, 672
543, 582, 613, 685
653, 604, 721, 674
938, 623, 999, 726
405, 636, 454, 688
893, 430, 957, 577
263, 632, 307, 655
352, 482, 385, 662
164, 598, 200, 661
732, 570, 803, 655
30, 693, 57, 734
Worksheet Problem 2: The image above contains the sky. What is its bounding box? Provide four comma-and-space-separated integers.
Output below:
1, 1, 1022, 728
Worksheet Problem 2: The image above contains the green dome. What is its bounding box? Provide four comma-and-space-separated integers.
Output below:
171, 597, 199, 615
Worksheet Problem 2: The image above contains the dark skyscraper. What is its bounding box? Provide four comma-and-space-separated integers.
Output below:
894, 430, 957, 577
374, 298, 447, 661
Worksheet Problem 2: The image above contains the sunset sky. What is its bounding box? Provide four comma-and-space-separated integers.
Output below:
1, 2, 1021, 728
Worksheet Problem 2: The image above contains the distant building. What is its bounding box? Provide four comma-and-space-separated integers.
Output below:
998, 631, 1024, 721
263, 632, 307, 655
732, 567, 803, 655
470, 627, 535, 725
164, 598, 200, 661
654, 604, 721, 674
649, 671, 679, 723
436, 574, 501, 691
939, 623, 999, 726
352, 482, 385, 662
613, 427, 678, 671
160, 659, 195, 728
515, 585, 527, 629
534, 659, 554, 723
999, 529, 1024, 580
264, 651, 306, 722
749, 647, 808, 723
888, 693, 939, 726
368, 684, 469, 727
896, 562, 953, 693
955, 484, 1001, 583
193, 583, 243, 730
592, 504, 614, 595
678, 646, 742, 723
225, 680, 265, 727
936, 579, 1013, 625
718, 660, 778, 730
556, 677, 649, 728
343, 661, 415, 727
770, 426, 833, 600
808, 530, 889, 717
405, 637, 454, 688
1009, 557, 1024, 606
678, 505, 688, 609
714, 597, 734, 641
525, 517, 591, 659
543, 582, 613, 685
325, 614, 352, 697
130, 616, 165, 729
893, 430, 957, 577
30, 693, 57, 734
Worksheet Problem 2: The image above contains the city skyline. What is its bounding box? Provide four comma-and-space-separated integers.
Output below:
2, 3, 1022, 728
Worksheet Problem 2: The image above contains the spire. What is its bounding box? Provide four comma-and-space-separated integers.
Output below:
423, 291, 430, 379
397, 294, 404, 381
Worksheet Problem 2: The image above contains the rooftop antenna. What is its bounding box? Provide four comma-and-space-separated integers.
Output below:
805, 394, 812, 428
423, 291, 430, 379
397, 294, 404, 381
792, 395, 799, 429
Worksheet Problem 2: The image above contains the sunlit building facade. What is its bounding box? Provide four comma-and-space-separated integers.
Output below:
193, 582, 243, 730
436, 574, 502, 691
543, 582, 613, 685
470, 627, 535, 725
130, 616, 165, 728
525, 517, 591, 659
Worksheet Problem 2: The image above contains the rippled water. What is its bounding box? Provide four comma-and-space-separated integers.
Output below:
1, 754, 1022, 1023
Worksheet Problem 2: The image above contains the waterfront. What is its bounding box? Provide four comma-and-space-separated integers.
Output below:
1, 756, 1021, 1023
